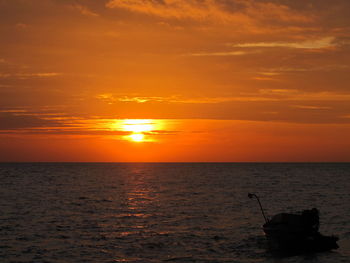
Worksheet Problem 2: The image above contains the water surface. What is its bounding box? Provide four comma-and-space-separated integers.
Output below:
1, 163, 349, 262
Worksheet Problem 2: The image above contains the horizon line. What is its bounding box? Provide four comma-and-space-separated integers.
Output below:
1, 161, 349, 164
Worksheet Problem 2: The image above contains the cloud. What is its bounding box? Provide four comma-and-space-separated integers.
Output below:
291, 105, 332, 110
96, 94, 279, 104
106, 0, 311, 24
0, 84, 13, 88
232, 37, 336, 49
258, 89, 350, 101
96, 90, 350, 106
259, 64, 350, 75
253, 76, 278, 81
0, 112, 61, 129
106, 0, 237, 21
0, 109, 29, 113
71, 4, 99, 17
0, 129, 129, 136
187, 37, 339, 58
0, 111, 179, 137
188, 51, 250, 56
0, 72, 62, 79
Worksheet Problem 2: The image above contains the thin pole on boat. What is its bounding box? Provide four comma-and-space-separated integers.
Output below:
248, 193, 268, 223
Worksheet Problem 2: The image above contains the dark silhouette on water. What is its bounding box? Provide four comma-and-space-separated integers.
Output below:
248, 193, 339, 254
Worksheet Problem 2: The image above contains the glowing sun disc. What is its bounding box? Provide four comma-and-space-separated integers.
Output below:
129, 133, 144, 142
114, 119, 165, 143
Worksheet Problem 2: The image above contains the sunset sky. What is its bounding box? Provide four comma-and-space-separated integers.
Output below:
1, 0, 350, 162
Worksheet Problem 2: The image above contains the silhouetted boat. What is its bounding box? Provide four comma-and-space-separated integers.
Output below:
263, 209, 339, 252
248, 193, 339, 253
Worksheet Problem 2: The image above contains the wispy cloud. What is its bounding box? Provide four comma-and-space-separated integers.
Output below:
232, 37, 336, 49
106, 0, 311, 24
96, 94, 167, 104
258, 89, 350, 101
106, 0, 243, 21
253, 72, 282, 81
71, 4, 99, 17
0, 112, 180, 138
0, 84, 12, 88
0, 112, 62, 130
96, 90, 350, 106
0, 72, 62, 78
187, 37, 337, 58
0, 129, 129, 136
291, 105, 332, 110
96, 94, 280, 104
188, 51, 250, 57
0, 109, 29, 113
259, 64, 350, 75
253, 76, 278, 81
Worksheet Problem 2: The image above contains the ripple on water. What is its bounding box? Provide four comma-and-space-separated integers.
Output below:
0, 163, 349, 262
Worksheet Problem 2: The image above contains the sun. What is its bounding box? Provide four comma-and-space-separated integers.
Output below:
116, 119, 159, 142
129, 133, 144, 142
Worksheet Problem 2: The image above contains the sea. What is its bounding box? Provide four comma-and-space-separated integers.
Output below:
0, 163, 349, 263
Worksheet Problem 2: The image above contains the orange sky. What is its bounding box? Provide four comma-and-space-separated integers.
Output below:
1, 0, 350, 162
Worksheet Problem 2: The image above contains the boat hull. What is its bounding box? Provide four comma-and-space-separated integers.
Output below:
263, 226, 339, 253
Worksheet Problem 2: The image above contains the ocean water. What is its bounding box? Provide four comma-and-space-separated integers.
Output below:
0, 163, 349, 263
